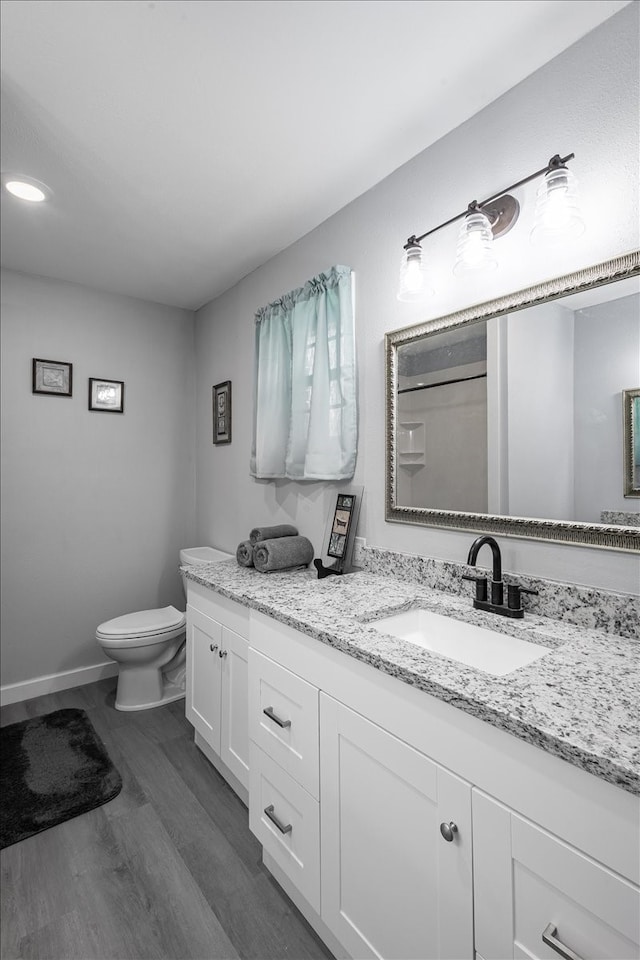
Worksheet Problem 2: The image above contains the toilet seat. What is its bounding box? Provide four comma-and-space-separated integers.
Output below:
96, 605, 186, 648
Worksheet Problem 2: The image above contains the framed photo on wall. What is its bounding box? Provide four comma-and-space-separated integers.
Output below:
88, 378, 124, 413
32, 358, 73, 397
213, 380, 232, 444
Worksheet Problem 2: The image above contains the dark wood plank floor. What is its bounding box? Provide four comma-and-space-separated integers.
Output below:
0, 679, 335, 960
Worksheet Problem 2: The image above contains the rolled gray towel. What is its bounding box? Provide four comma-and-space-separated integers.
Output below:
249, 523, 298, 545
236, 541, 255, 567
253, 536, 314, 573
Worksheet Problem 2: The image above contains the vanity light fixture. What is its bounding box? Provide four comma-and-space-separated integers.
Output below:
1, 173, 51, 203
453, 203, 499, 275
531, 157, 585, 244
397, 239, 433, 301
397, 152, 583, 300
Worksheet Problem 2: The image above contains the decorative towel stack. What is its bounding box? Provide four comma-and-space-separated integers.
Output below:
236, 524, 314, 573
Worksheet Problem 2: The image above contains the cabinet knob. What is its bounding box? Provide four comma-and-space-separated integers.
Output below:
219, 649, 228, 658
209, 643, 218, 653
439, 821, 458, 842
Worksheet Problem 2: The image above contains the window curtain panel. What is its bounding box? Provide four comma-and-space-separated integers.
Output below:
250, 265, 357, 480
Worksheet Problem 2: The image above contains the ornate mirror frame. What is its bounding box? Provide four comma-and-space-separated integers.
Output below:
385, 250, 640, 552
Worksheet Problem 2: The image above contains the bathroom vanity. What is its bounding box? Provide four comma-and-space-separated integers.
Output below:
184, 559, 640, 960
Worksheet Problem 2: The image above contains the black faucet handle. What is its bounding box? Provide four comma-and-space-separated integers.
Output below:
461, 574, 488, 602
507, 584, 539, 610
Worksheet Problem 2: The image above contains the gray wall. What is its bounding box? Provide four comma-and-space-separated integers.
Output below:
194, 4, 640, 594
0, 270, 196, 687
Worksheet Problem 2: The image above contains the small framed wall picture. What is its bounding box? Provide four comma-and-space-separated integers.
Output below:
32, 358, 73, 397
213, 380, 232, 444
88, 378, 125, 414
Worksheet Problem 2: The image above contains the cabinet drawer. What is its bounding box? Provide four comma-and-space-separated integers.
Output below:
511, 816, 639, 960
473, 790, 640, 959
249, 743, 320, 913
248, 649, 319, 798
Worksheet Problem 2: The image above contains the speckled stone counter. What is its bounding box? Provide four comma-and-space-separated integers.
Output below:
601, 510, 640, 527
184, 560, 640, 796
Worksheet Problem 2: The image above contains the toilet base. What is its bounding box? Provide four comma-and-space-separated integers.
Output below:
115, 677, 186, 712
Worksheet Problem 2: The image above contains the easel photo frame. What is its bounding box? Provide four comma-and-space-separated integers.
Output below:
315, 484, 363, 578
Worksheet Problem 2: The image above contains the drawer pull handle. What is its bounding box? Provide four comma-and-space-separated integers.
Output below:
264, 804, 292, 835
542, 924, 582, 960
209, 644, 218, 653
219, 649, 228, 658
263, 706, 291, 729
439, 821, 458, 842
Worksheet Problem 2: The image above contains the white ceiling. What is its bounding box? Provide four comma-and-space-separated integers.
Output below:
0, 0, 630, 310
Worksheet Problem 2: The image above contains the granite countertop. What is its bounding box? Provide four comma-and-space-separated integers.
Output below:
184, 560, 640, 796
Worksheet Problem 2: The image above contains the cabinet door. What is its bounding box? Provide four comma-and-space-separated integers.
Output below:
220, 626, 249, 791
473, 790, 640, 960
320, 694, 473, 960
185, 606, 222, 753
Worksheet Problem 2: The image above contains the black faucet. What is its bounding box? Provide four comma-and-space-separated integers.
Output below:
463, 535, 538, 619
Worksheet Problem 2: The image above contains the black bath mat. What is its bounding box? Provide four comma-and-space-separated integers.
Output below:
0, 708, 122, 849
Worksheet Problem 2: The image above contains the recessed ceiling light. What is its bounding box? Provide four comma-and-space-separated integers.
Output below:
2, 174, 51, 202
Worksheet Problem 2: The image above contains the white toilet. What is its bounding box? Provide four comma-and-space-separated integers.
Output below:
96, 546, 233, 711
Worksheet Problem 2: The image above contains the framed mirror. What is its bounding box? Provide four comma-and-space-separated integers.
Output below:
385, 251, 640, 551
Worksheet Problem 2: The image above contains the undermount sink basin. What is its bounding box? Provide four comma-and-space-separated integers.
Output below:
370, 607, 550, 676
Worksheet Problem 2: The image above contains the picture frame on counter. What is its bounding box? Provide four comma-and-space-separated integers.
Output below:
88, 378, 125, 414
32, 358, 73, 397
315, 484, 363, 578
213, 380, 232, 444
328, 493, 356, 559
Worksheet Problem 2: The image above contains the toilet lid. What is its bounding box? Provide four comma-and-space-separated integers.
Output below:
96, 605, 186, 639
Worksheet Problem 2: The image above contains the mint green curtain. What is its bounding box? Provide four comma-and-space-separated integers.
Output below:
250, 265, 357, 480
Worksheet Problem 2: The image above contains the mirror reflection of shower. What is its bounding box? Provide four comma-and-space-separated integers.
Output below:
395, 287, 640, 525
397, 323, 487, 514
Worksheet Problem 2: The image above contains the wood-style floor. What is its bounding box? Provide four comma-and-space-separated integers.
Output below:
0, 678, 334, 960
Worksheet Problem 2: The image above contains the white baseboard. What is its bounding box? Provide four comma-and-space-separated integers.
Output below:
0, 661, 119, 707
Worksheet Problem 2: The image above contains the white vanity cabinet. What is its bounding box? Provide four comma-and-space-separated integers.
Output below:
320, 694, 473, 960
248, 608, 640, 960
249, 610, 475, 959
473, 790, 640, 960
185, 583, 250, 800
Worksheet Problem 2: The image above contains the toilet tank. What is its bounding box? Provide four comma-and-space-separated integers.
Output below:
179, 546, 233, 599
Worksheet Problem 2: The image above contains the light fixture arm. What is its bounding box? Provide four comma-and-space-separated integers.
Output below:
404, 152, 575, 249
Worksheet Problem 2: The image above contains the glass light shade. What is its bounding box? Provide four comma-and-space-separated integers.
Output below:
530, 166, 585, 244
397, 243, 432, 301
453, 210, 498, 275
4, 179, 47, 202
